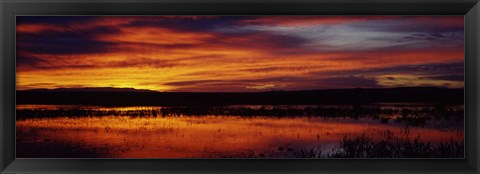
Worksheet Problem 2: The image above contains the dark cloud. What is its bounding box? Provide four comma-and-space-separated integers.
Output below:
118, 42, 198, 50
19, 57, 179, 71
19, 64, 98, 71
383, 24, 463, 33
430, 33, 445, 38
211, 31, 312, 55
358, 17, 464, 34
18, 39, 116, 55
16, 54, 45, 67
320, 62, 464, 77
402, 32, 459, 42
314, 76, 381, 88
125, 16, 248, 32
423, 75, 464, 82
108, 58, 180, 69
17, 27, 120, 55
381, 62, 464, 73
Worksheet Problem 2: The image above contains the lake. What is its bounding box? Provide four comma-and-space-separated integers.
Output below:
16, 104, 464, 158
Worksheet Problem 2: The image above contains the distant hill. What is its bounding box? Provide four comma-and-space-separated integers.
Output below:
16, 87, 464, 106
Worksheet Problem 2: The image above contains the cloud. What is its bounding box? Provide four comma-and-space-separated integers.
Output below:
16, 16, 465, 91
319, 62, 464, 77
236, 16, 398, 27
352, 16, 464, 33
17, 27, 120, 55
313, 76, 381, 89
18, 56, 180, 71
386, 77, 395, 80
107, 58, 180, 69
163, 80, 221, 87
16, 54, 45, 67
210, 31, 312, 55
422, 75, 464, 82
238, 16, 464, 52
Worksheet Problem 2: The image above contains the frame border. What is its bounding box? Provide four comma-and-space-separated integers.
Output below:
1, 0, 479, 173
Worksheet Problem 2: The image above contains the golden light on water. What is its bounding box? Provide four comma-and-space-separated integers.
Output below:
17, 114, 463, 158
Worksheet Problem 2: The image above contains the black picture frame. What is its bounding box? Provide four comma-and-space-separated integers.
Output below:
1, 0, 479, 173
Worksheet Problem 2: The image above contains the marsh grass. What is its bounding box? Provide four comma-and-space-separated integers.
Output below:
293, 132, 464, 158
199, 131, 464, 158
16, 105, 463, 127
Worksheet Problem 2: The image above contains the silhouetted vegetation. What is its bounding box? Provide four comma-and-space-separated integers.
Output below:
16, 105, 463, 127
17, 87, 464, 106
200, 132, 464, 158
293, 132, 464, 158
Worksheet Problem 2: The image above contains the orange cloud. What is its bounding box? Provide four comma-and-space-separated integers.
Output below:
16, 16, 464, 92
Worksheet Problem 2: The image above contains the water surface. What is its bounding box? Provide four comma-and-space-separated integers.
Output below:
16, 104, 464, 158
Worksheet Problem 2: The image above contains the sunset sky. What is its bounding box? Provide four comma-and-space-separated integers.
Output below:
16, 16, 464, 92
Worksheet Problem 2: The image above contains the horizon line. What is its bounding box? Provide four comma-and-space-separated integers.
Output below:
16, 86, 465, 93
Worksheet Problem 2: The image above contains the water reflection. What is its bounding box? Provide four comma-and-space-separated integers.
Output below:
16, 104, 464, 158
